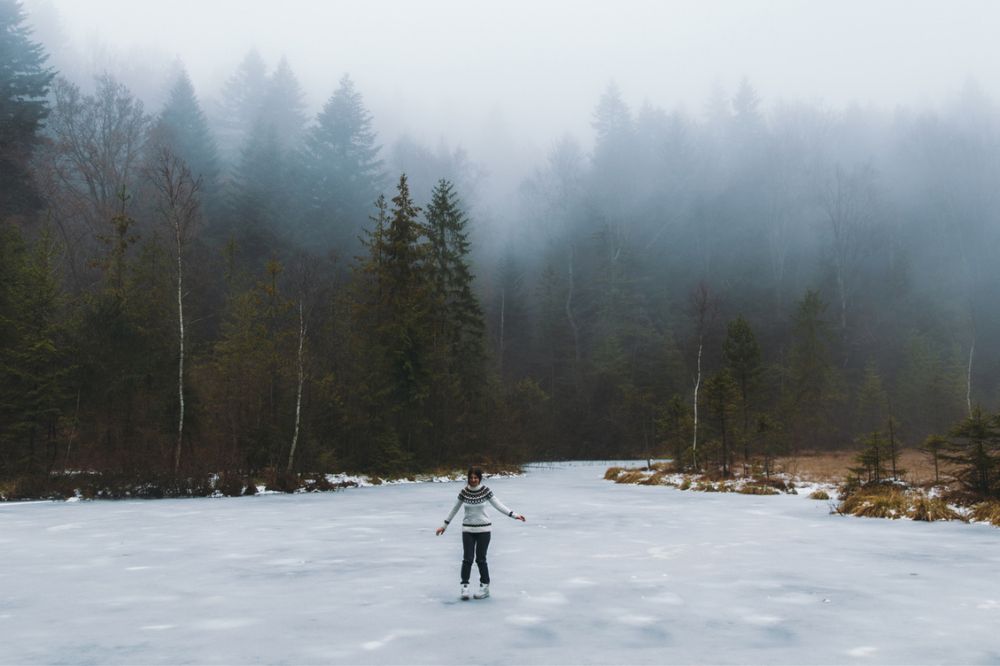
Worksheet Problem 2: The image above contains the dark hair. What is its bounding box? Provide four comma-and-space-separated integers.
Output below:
467, 467, 484, 482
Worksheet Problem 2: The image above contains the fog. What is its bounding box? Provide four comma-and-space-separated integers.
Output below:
7, 0, 1000, 474
26, 0, 1000, 211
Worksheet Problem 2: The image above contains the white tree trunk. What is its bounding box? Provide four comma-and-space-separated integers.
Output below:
967, 337, 975, 417
174, 239, 184, 474
692, 338, 703, 469
287, 299, 307, 472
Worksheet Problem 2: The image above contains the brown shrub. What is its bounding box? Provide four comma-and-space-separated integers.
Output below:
839, 486, 910, 519
678, 478, 692, 491
808, 489, 831, 500
616, 470, 647, 484
970, 501, 1000, 526
216, 473, 246, 497
737, 485, 780, 495
639, 472, 671, 486
604, 467, 624, 481
909, 496, 964, 522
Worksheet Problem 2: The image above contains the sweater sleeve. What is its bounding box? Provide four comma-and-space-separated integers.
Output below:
488, 494, 516, 519
442, 498, 462, 529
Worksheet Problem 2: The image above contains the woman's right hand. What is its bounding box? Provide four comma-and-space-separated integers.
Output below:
435, 526, 445, 536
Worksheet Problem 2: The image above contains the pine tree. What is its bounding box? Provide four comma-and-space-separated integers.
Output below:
723, 314, 762, 460
424, 180, 486, 460
348, 175, 431, 469
703, 369, 740, 476
0, 226, 69, 475
425, 180, 485, 384
260, 56, 307, 153
784, 290, 840, 449
228, 119, 286, 258
215, 48, 268, 161
302, 75, 385, 248
0, 0, 55, 218
941, 407, 1000, 498
151, 68, 219, 200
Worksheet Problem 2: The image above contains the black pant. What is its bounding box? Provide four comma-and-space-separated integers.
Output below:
461, 531, 491, 585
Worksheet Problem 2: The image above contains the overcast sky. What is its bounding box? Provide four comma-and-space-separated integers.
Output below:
27, 0, 1000, 200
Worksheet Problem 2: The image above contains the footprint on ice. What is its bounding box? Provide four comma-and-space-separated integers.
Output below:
846, 646, 878, 657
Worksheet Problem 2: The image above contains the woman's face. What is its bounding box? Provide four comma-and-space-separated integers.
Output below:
468, 474, 482, 487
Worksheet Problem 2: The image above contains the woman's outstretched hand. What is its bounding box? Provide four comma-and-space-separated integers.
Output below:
435, 526, 446, 536
516, 514, 526, 522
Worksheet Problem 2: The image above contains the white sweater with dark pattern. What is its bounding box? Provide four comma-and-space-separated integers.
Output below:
442, 485, 517, 533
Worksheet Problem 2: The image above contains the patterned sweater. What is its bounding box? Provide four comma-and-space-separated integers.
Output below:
442, 485, 517, 533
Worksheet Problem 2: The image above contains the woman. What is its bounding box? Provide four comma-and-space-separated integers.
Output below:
436, 467, 526, 600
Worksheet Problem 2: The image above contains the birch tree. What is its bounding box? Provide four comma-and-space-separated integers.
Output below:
689, 282, 717, 469
148, 148, 200, 474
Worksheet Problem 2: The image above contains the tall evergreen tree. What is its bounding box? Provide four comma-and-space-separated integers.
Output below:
425, 180, 485, 382
260, 56, 307, 153
784, 290, 840, 449
215, 48, 268, 162
0, 227, 69, 475
302, 75, 385, 248
0, 0, 55, 218
723, 315, 762, 461
151, 68, 219, 198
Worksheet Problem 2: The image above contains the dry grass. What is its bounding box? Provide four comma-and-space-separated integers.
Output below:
909, 496, 964, 522
776, 449, 955, 486
678, 478, 691, 491
737, 485, 780, 495
839, 485, 967, 522
639, 472, 672, 486
808, 489, 831, 500
970, 501, 1000, 527
616, 470, 647, 485
839, 486, 910, 519
604, 467, 624, 481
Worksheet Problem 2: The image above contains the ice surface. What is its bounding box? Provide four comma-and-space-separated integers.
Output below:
2, 462, 999, 665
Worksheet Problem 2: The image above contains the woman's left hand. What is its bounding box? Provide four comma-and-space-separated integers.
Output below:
516, 514, 526, 522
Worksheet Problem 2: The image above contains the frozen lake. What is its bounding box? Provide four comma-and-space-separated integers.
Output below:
2, 463, 999, 665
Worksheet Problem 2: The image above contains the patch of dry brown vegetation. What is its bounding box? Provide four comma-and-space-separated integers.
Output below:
604, 467, 624, 481
616, 470, 647, 484
808, 489, 831, 500
909, 496, 964, 522
839, 486, 910, 519
776, 449, 956, 486
970, 501, 1000, 526
737, 485, 780, 495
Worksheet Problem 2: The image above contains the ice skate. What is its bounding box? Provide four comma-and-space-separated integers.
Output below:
473, 583, 490, 599
460, 584, 471, 600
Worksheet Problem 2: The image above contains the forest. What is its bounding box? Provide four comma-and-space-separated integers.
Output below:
2, 0, 1000, 496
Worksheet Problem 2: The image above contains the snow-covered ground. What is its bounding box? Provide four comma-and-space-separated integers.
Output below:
2, 462, 999, 665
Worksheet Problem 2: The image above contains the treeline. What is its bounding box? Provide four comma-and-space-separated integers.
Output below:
0, 3, 506, 482
4, 0, 1000, 489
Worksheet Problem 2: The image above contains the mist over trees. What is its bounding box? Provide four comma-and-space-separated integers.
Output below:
3, 0, 1000, 494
